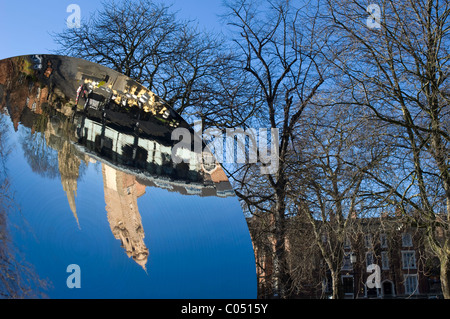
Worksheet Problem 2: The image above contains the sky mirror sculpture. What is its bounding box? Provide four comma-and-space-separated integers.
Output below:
0, 54, 257, 299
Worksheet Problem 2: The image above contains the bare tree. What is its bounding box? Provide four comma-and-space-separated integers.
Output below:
222, 0, 330, 298
283, 212, 326, 298
53, 0, 252, 129
325, 0, 450, 298
286, 99, 390, 298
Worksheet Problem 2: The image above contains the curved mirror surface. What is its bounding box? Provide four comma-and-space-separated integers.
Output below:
0, 55, 256, 298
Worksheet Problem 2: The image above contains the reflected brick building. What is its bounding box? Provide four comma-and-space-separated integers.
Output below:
102, 163, 149, 271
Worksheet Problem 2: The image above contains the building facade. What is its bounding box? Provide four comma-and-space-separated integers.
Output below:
248, 215, 443, 299
335, 220, 442, 299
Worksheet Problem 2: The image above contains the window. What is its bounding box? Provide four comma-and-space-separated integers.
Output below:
404, 274, 419, 295
344, 236, 351, 249
402, 251, 416, 269
365, 233, 373, 248
366, 252, 374, 267
380, 233, 388, 248
381, 251, 389, 270
342, 252, 353, 270
342, 276, 354, 295
402, 233, 413, 247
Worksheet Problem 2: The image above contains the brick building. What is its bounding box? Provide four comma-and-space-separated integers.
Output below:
332, 218, 442, 299
248, 215, 443, 299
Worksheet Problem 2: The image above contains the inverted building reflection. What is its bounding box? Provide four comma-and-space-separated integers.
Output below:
0, 55, 234, 273
103, 163, 149, 271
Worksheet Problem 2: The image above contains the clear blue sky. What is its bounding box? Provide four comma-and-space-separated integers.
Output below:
0, 0, 228, 60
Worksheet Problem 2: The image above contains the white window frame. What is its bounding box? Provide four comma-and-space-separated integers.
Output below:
365, 251, 375, 268
401, 250, 416, 269
381, 251, 389, 270
342, 252, 353, 271
402, 233, 413, 247
380, 233, 388, 248
404, 274, 419, 295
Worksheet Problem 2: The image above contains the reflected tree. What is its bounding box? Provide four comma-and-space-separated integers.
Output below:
20, 129, 59, 180
0, 115, 50, 298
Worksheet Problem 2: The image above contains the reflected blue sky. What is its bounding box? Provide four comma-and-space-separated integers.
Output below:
5, 120, 256, 298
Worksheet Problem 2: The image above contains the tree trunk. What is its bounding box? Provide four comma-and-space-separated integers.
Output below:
330, 269, 342, 299
438, 243, 450, 299
272, 185, 291, 298
444, 201, 450, 299
428, 231, 450, 299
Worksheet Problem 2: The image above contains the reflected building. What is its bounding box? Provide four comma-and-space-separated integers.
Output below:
0, 55, 235, 198
73, 112, 235, 198
0, 54, 258, 299
43, 117, 88, 229
102, 163, 149, 271
58, 139, 81, 228
0, 54, 236, 272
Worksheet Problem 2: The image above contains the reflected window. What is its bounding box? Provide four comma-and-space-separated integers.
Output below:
95, 135, 113, 157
